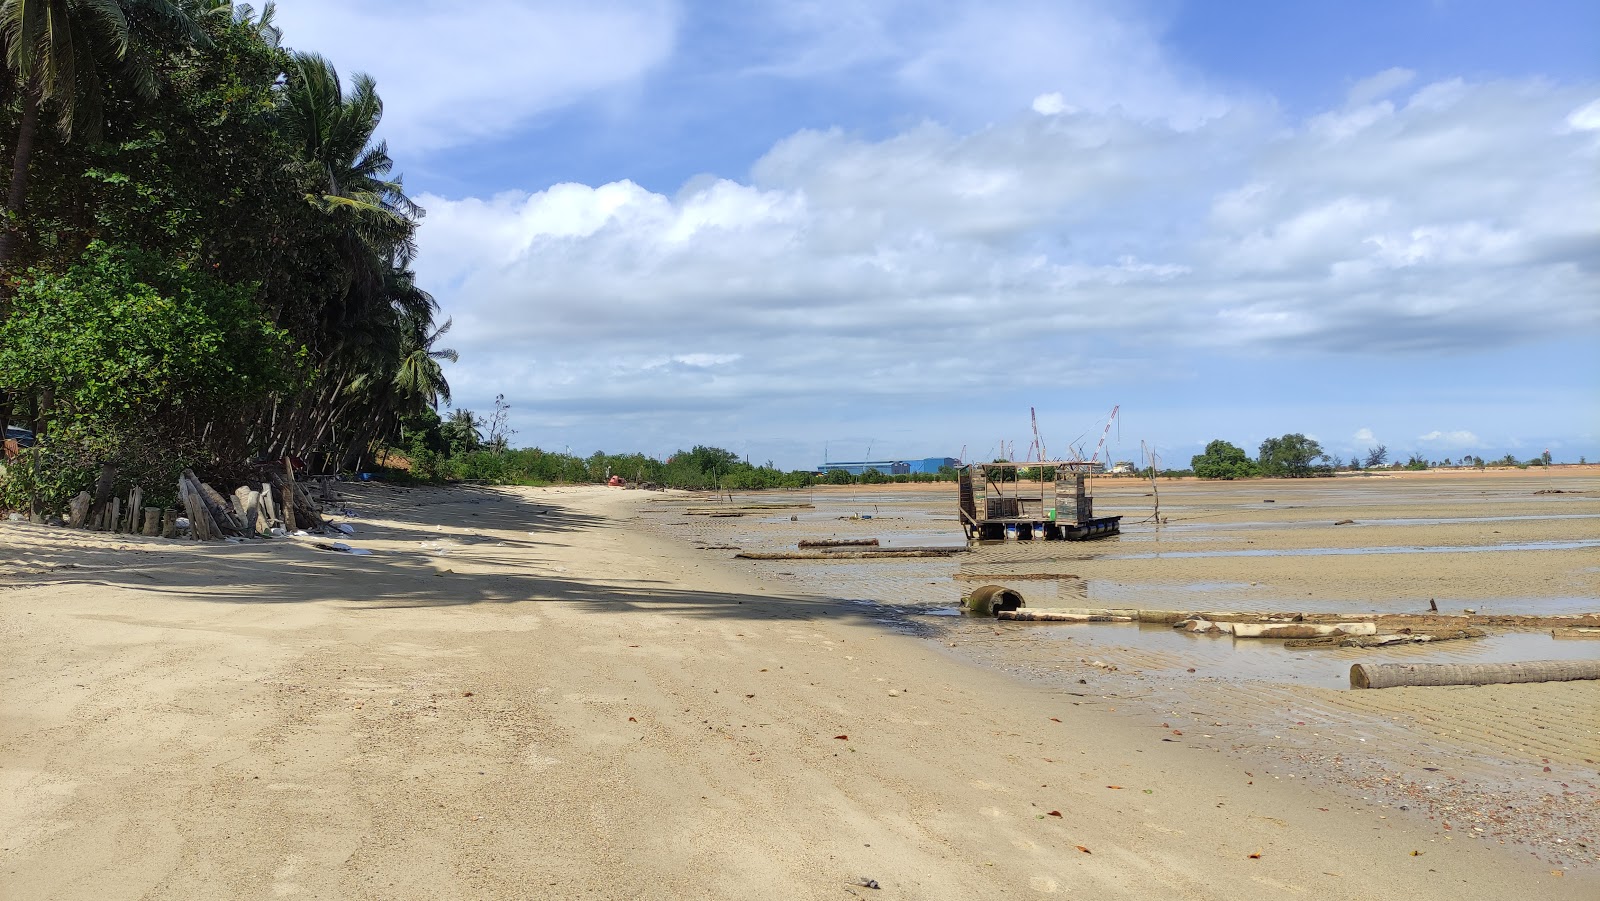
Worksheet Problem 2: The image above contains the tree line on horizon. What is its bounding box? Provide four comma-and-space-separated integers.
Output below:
1188, 435, 1564, 480
0, 1, 454, 512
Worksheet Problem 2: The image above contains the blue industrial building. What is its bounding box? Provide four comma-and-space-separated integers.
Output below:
817, 457, 960, 476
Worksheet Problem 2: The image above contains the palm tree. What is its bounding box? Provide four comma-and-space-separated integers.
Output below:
394, 315, 457, 414
0, 0, 204, 273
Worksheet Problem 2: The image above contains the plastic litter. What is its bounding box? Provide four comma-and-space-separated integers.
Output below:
329, 541, 372, 556
335, 523, 356, 534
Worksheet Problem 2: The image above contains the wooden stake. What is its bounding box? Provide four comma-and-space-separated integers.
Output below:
282, 460, 298, 532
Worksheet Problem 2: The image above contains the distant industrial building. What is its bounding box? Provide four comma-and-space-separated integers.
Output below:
817, 457, 960, 476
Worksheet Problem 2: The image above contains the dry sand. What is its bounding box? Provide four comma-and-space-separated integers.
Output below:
2, 477, 1596, 899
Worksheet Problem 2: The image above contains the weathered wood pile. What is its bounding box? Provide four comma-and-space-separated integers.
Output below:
59, 460, 332, 541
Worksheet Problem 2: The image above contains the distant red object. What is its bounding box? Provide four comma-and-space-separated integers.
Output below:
607, 475, 625, 487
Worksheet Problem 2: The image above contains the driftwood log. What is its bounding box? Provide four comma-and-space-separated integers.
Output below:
734, 548, 964, 560
798, 538, 879, 548
141, 507, 161, 536
88, 463, 117, 530
68, 491, 92, 528
1350, 659, 1600, 689
998, 610, 1134, 623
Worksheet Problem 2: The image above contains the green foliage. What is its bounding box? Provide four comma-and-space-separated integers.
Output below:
1190, 439, 1260, 480
1363, 445, 1388, 468
0, 242, 299, 437
1257, 433, 1329, 478
0, 419, 198, 513
823, 468, 853, 485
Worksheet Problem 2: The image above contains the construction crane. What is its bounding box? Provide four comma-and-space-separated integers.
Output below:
1028, 407, 1047, 462
1091, 405, 1120, 465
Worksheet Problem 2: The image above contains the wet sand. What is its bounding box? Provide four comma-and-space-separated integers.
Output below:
1, 473, 1595, 898
653, 470, 1600, 868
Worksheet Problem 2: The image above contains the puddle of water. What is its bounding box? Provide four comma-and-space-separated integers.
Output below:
1110, 539, 1600, 560
1155, 513, 1600, 532
1011, 623, 1600, 691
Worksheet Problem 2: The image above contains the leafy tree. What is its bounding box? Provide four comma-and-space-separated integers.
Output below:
1190, 439, 1258, 480
440, 408, 483, 456
1364, 445, 1388, 468
0, 0, 207, 273
1258, 433, 1328, 478
0, 241, 297, 444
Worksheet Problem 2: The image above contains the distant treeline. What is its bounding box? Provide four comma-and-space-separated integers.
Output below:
1188, 436, 1564, 480
396, 437, 961, 491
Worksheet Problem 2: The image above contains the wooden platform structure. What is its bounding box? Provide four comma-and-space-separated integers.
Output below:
957, 461, 1122, 541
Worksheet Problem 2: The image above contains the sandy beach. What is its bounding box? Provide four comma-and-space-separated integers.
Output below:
3, 474, 1596, 899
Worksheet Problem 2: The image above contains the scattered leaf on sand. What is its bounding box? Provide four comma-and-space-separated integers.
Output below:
1050, 717, 1061, 723
1047, 810, 1062, 817
628, 717, 637, 722
1411, 850, 1423, 856
834, 735, 849, 740
1249, 851, 1262, 859
1075, 845, 1091, 854
1107, 785, 1123, 790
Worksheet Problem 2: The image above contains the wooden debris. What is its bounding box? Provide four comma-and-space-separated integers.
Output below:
953, 572, 1079, 581
68, 491, 91, 529
798, 538, 879, 548
1351, 659, 1600, 689
1551, 627, 1600, 640
734, 547, 965, 560
998, 611, 1134, 623
141, 507, 161, 536
1231, 622, 1377, 639
1285, 628, 1486, 649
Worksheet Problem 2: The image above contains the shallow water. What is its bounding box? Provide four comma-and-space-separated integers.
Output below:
992, 623, 1600, 691
1108, 538, 1600, 559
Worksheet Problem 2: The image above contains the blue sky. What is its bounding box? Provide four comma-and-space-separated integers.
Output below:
271, 1, 1600, 468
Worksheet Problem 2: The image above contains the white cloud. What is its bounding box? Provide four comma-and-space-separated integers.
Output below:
1418, 430, 1481, 446
1031, 92, 1071, 115
1354, 428, 1375, 442
270, 0, 678, 152
1347, 68, 1417, 106
1567, 98, 1600, 131
416, 74, 1600, 445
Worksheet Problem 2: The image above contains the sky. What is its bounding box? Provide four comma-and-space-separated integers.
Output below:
269, 0, 1600, 470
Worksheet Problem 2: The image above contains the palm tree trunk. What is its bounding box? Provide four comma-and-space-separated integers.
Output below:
0, 88, 41, 277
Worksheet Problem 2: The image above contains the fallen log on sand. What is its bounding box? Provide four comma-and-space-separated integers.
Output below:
1552, 628, 1600, 640
1350, 659, 1600, 689
735, 547, 964, 560
998, 610, 1134, 623
798, 538, 879, 548
1285, 628, 1486, 649
953, 572, 1079, 581
1231, 622, 1377, 639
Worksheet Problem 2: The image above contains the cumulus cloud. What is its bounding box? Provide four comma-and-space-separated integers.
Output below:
1354, 428, 1376, 442
270, 0, 678, 152
1418, 430, 1481, 446
411, 72, 1600, 451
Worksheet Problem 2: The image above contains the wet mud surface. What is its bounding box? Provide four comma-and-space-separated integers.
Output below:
638, 472, 1600, 867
